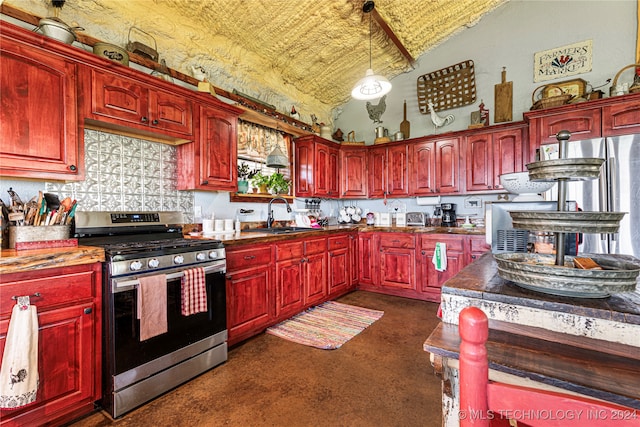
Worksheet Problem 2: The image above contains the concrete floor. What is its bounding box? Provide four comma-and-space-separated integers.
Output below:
69, 291, 443, 427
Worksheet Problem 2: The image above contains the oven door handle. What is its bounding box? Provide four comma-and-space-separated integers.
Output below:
112, 262, 226, 291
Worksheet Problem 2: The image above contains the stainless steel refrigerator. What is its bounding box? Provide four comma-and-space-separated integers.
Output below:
544, 134, 640, 258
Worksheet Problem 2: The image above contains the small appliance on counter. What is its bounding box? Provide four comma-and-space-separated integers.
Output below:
440, 203, 457, 227
406, 212, 429, 226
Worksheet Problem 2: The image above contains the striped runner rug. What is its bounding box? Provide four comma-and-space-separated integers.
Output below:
265, 301, 384, 349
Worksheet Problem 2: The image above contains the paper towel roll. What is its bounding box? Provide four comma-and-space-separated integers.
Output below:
416, 196, 441, 206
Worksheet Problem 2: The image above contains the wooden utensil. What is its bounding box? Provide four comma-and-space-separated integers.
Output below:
400, 100, 410, 138
494, 67, 513, 123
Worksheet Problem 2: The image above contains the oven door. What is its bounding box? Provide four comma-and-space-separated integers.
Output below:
106, 261, 227, 377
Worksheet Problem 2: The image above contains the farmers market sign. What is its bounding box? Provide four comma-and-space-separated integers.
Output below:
534, 40, 592, 82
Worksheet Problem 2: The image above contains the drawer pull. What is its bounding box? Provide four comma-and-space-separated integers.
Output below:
243, 255, 256, 260
84, 307, 92, 315
11, 292, 41, 300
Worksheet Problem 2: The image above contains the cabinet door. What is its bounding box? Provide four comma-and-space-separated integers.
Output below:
410, 141, 436, 195
379, 234, 416, 291
492, 128, 523, 189
420, 235, 465, 291
198, 104, 237, 191
467, 235, 491, 265
603, 97, 640, 136
340, 147, 368, 198
0, 304, 95, 426
275, 258, 304, 318
148, 89, 193, 137
0, 38, 81, 180
367, 147, 387, 198
348, 233, 359, 287
465, 133, 493, 192
358, 233, 375, 285
435, 138, 461, 194
226, 264, 272, 343
294, 140, 314, 197
91, 69, 149, 125
314, 144, 339, 197
304, 252, 327, 306
386, 144, 410, 197
328, 248, 349, 296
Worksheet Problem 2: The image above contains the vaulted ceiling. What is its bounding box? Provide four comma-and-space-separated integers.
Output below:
5, 0, 507, 123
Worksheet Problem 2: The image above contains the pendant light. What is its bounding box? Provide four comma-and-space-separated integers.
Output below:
266, 127, 289, 169
351, 1, 392, 101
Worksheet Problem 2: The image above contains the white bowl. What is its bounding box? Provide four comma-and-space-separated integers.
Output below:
499, 172, 555, 201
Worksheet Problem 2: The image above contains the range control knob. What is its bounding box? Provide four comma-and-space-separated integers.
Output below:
209, 250, 219, 259
148, 258, 160, 268
196, 252, 206, 261
130, 260, 143, 271
173, 255, 185, 265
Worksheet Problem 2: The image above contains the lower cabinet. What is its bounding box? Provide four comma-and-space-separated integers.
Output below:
378, 233, 417, 292
0, 263, 102, 427
327, 235, 351, 297
225, 244, 273, 345
419, 235, 466, 302
303, 238, 328, 306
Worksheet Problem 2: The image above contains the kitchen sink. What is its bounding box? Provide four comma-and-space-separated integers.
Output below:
242, 227, 322, 235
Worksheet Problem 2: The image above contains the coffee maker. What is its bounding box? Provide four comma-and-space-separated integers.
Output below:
440, 203, 457, 227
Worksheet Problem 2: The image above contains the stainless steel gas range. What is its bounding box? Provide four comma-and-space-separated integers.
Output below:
75, 211, 227, 418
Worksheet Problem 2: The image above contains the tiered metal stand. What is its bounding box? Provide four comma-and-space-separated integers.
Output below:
494, 131, 640, 298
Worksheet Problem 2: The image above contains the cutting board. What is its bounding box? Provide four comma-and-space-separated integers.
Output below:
400, 100, 410, 138
494, 67, 512, 123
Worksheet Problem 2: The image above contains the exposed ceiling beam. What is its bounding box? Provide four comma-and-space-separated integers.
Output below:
371, 7, 416, 68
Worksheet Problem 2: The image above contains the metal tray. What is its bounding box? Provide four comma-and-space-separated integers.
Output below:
526, 158, 604, 181
509, 211, 625, 233
494, 253, 640, 298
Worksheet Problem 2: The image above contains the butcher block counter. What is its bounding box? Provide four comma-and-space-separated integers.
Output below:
0, 245, 105, 274
424, 253, 640, 426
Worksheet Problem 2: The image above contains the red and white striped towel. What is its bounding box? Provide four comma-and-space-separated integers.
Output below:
181, 267, 208, 316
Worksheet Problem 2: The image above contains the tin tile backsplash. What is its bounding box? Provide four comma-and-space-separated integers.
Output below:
47, 130, 194, 220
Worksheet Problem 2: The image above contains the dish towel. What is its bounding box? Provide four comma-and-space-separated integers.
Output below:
0, 296, 39, 409
181, 267, 208, 316
137, 275, 168, 341
432, 242, 448, 272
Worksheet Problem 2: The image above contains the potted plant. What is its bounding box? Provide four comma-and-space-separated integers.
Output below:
268, 172, 291, 195
237, 162, 252, 193
251, 171, 270, 194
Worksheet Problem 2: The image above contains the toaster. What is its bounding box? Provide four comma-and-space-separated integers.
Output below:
406, 212, 428, 226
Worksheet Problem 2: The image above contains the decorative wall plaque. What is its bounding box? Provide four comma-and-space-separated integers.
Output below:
417, 60, 476, 113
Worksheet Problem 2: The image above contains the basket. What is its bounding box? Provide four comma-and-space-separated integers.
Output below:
93, 42, 129, 65
530, 84, 573, 110
341, 131, 365, 145
610, 64, 640, 95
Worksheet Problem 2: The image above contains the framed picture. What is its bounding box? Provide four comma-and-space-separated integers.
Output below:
543, 78, 587, 98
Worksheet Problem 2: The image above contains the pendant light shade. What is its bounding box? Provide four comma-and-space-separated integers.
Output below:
266, 144, 288, 169
351, 1, 391, 101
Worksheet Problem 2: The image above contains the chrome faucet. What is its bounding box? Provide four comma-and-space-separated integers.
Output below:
267, 197, 292, 228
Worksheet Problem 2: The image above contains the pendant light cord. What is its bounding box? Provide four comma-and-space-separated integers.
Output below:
369, 11, 372, 69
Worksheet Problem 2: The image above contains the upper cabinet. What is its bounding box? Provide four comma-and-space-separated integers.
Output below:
602, 97, 640, 137
340, 146, 368, 198
294, 135, 340, 198
177, 101, 242, 191
84, 68, 194, 142
0, 28, 83, 181
465, 125, 525, 192
434, 137, 461, 194
367, 143, 410, 198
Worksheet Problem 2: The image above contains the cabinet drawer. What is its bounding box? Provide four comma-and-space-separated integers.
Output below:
305, 237, 328, 255
328, 235, 350, 251
227, 245, 272, 270
420, 235, 465, 252
469, 236, 490, 253
0, 269, 97, 317
378, 233, 416, 249
276, 241, 304, 261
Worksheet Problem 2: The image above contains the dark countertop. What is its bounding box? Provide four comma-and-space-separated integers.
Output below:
444, 252, 640, 325
0, 246, 105, 275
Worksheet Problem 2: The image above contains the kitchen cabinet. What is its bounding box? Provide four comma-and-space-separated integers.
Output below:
418, 235, 465, 301
177, 101, 242, 191
0, 29, 82, 181
434, 137, 461, 194
327, 235, 351, 297
378, 233, 417, 292
358, 232, 375, 286
367, 144, 410, 198
0, 263, 102, 427
302, 238, 328, 306
409, 137, 461, 195
467, 235, 491, 264
348, 232, 359, 286
465, 125, 524, 192
86, 68, 194, 140
602, 96, 640, 137
293, 135, 340, 198
340, 146, 368, 198
225, 245, 273, 345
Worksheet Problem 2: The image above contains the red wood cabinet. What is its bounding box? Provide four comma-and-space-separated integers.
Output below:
435, 138, 461, 194
418, 235, 465, 301
293, 136, 340, 198
467, 235, 491, 265
378, 233, 416, 292
303, 238, 328, 306
274, 241, 305, 319
327, 235, 351, 297
367, 146, 387, 198
358, 232, 375, 286
177, 102, 241, 191
410, 140, 436, 194
225, 245, 273, 345
465, 126, 524, 192
315, 143, 340, 197
294, 139, 314, 197
0, 32, 82, 181
340, 147, 368, 198
367, 144, 410, 198
0, 263, 102, 427
602, 97, 640, 136
348, 232, 359, 286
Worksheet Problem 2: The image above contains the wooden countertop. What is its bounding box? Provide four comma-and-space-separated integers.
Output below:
0, 246, 105, 275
